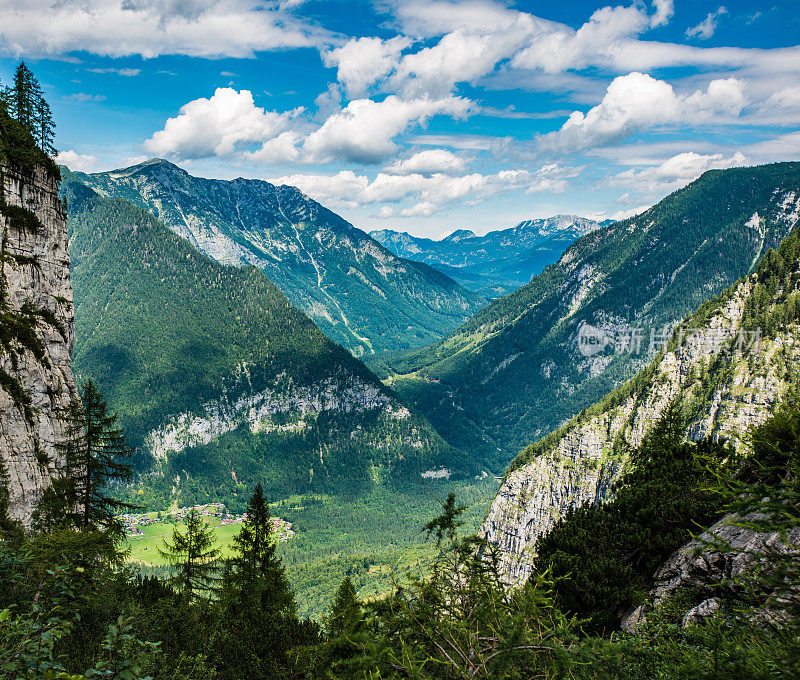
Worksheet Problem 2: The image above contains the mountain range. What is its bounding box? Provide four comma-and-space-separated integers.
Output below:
61, 169, 465, 508
67, 159, 485, 356
371, 215, 602, 297
374, 162, 800, 465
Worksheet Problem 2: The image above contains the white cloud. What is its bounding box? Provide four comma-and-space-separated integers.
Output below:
67, 93, 106, 102
377, 206, 395, 218
0, 0, 327, 58
742, 131, 800, 162
686, 6, 728, 40
243, 131, 301, 163
302, 95, 474, 164
650, 0, 674, 27
539, 72, 745, 152
611, 205, 650, 220
270, 164, 578, 213
512, 5, 650, 74
766, 86, 800, 109
611, 151, 746, 197
401, 201, 437, 217
322, 36, 410, 98
56, 149, 101, 172
385, 149, 466, 175
391, 18, 536, 98
143, 88, 302, 159
88, 67, 141, 76
389, 0, 535, 38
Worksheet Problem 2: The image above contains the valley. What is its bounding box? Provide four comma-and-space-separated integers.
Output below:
2, 15, 800, 677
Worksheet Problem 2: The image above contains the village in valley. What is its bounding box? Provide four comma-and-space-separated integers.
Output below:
121, 503, 295, 543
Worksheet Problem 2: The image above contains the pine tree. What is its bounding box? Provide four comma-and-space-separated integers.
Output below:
326, 576, 360, 638
34, 95, 56, 156
227, 482, 287, 591
57, 380, 137, 536
159, 507, 220, 601
212, 484, 308, 680
11, 62, 40, 134
2, 62, 56, 154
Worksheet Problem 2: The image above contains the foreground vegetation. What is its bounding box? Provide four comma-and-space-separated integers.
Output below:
2, 389, 798, 679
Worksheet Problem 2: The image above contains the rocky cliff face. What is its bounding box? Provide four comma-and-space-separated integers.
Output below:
0, 162, 77, 524
621, 513, 800, 630
145, 365, 417, 462
482, 263, 800, 583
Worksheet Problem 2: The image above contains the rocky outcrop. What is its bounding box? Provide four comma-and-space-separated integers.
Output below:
482, 271, 800, 583
145, 367, 408, 460
621, 513, 800, 630
0, 163, 77, 524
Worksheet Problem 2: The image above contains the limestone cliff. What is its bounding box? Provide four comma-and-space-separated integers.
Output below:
621, 512, 800, 630
482, 229, 800, 583
0, 156, 77, 524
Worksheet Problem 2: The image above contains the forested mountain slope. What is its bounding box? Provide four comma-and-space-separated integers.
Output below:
483, 218, 800, 583
68, 160, 484, 356
380, 162, 800, 464
62, 171, 464, 506
372, 215, 601, 296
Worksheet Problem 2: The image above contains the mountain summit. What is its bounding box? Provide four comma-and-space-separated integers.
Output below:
70, 159, 485, 356
371, 215, 601, 296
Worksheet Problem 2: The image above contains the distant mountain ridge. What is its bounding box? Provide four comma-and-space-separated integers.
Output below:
68, 159, 485, 356
377, 162, 800, 466
61, 169, 466, 507
371, 215, 601, 296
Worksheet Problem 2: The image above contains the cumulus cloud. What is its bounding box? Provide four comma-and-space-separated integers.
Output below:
512, 5, 650, 74
56, 150, 101, 171
384, 149, 466, 175
322, 36, 410, 98
686, 7, 728, 40
391, 18, 536, 98
650, 0, 674, 27
269, 163, 578, 214
539, 73, 745, 152
143, 88, 302, 159
243, 131, 301, 163
0, 0, 327, 58
611, 151, 746, 197
302, 95, 474, 164
401, 201, 437, 217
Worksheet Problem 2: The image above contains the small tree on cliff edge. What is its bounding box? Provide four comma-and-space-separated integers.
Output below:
0, 62, 56, 155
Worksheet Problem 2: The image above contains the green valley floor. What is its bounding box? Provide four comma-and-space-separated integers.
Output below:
126, 478, 499, 618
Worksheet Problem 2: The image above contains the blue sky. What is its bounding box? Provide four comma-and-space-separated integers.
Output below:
1, 0, 799, 238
